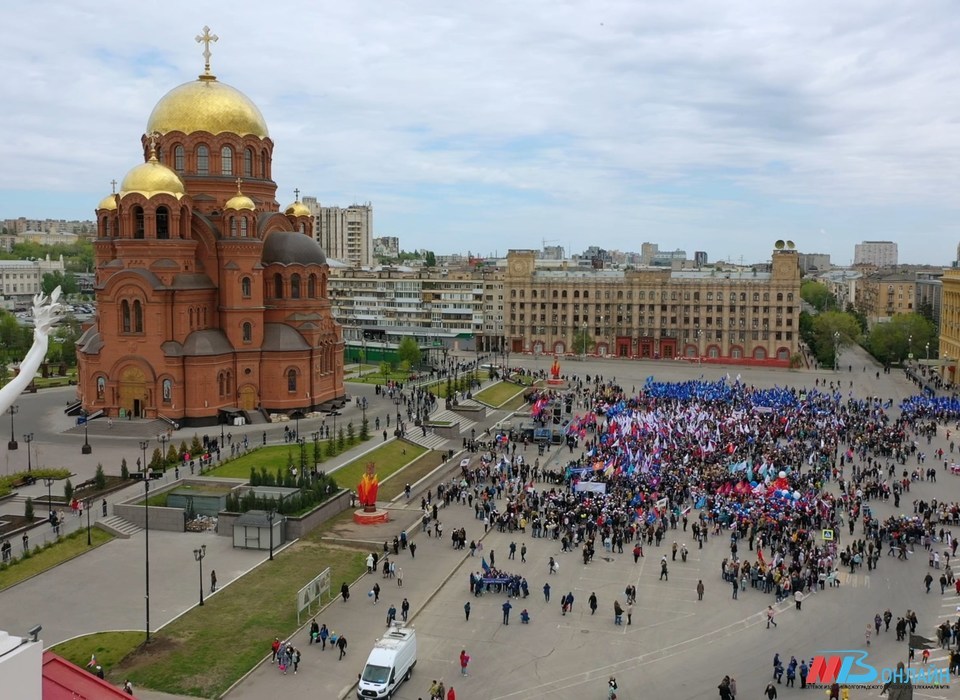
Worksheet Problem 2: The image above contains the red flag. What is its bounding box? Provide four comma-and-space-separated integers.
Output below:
86, 654, 96, 668
757, 549, 766, 566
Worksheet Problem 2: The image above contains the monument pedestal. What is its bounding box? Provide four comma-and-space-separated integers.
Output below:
353, 508, 389, 524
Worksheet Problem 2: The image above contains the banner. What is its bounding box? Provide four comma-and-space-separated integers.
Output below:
574, 481, 607, 494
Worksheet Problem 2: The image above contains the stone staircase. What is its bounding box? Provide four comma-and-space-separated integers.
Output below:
64, 418, 171, 439
430, 408, 479, 434
404, 431, 451, 451
97, 515, 142, 539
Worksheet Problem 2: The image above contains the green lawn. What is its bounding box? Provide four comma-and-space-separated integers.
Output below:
347, 370, 423, 385
333, 441, 427, 490
0, 528, 114, 592
378, 451, 443, 500
112, 542, 367, 696
206, 437, 368, 479
474, 381, 527, 408
51, 631, 143, 672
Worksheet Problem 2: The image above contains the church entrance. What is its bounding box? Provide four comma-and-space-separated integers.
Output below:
239, 385, 257, 411
119, 366, 147, 418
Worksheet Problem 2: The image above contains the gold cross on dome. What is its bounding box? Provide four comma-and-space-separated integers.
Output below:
110, 179, 117, 194
146, 131, 161, 158
294, 188, 300, 202
196, 25, 219, 76
236, 177, 243, 194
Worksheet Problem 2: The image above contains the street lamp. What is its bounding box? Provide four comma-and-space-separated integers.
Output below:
908, 334, 913, 363
139, 439, 151, 643
833, 331, 841, 371
297, 437, 306, 479
312, 431, 320, 470
193, 544, 206, 606
8, 404, 18, 450
581, 322, 587, 363
266, 509, 276, 561
157, 433, 168, 471
43, 477, 55, 514
24, 433, 34, 473
85, 499, 92, 545
926, 342, 931, 362
696, 327, 703, 366
81, 409, 92, 454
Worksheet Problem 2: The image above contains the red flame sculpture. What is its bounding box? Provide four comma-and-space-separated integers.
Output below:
550, 356, 561, 380
357, 461, 379, 512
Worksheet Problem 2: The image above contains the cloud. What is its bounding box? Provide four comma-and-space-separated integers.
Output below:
1, 0, 959, 263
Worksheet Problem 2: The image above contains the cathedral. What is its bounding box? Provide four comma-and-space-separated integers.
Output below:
76, 30, 345, 426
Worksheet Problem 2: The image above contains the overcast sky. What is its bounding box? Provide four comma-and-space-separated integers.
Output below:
2, 0, 959, 265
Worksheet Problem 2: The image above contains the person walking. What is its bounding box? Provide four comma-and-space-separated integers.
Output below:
625, 600, 633, 625
210, 569, 217, 593
460, 649, 470, 676
697, 580, 705, 601
521, 543, 527, 563
613, 599, 623, 625
767, 605, 778, 628
543, 582, 551, 602
341, 582, 350, 603
660, 556, 668, 581
372, 582, 381, 605
397, 567, 404, 587
271, 637, 281, 663
401, 598, 410, 622
464, 601, 471, 621
337, 634, 348, 660
502, 598, 512, 625
589, 592, 598, 615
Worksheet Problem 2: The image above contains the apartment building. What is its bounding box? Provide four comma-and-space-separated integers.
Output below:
855, 271, 916, 326
302, 197, 373, 267
854, 241, 898, 268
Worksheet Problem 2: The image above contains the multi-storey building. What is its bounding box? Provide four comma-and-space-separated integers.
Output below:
939, 268, 960, 386
302, 197, 373, 268
854, 241, 898, 268
798, 253, 831, 274
373, 236, 399, 260
503, 247, 801, 366
0, 256, 65, 301
855, 271, 916, 326
816, 269, 862, 312
915, 271, 943, 330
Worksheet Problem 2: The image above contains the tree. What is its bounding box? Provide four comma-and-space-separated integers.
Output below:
808, 310, 862, 369
347, 421, 355, 445
94, 463, 107, 490
24, 497, 34, 521
572, 329, 595, 356
120, 458, 129, 480
397, 336, 422, 368
63, 479, 74, 503
865, 313, 937, 365
800, 281, 837, 312
424, 251, 437, 268
360, 417, 370, 441
337, 427, 346, 453
41, 271, 78, 296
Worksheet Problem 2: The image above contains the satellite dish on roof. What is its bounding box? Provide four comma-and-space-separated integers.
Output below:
786, 240, 795, 250
774, 240, 785, 250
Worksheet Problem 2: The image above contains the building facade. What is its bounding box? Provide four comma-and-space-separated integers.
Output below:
77, 41, 344, 425
303, 197, 373, 268
503, 248, 801, 365
939, 268, 960, 386
798, 253, 831, 274
916, 271, 943, 330
855, 271, 916, 326
854, 241, 898, 268
0, 256, 65, 301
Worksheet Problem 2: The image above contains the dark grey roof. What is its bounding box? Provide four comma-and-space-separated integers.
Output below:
169, 273, 216, 290
262, 323, 309, 351
235, 510, 273, 527
161, 340, 183, 357
78, 327, 103, 354
183, 329, 234, 356
262, 231, 327, 266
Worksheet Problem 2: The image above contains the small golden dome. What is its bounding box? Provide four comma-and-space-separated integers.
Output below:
97, 193, 118, 211
225, 193, 255, 211
284, 201, 311, 218
120, 154, 186, 200
146, 76, 269, 138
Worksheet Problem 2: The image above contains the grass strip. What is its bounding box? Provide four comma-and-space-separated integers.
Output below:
474, 381, 527, 408
206, 436, 369, 480
378, 451, 444, 501
333, 441, 427, 489
51, 631, 143, 671
0, 527, 114, 592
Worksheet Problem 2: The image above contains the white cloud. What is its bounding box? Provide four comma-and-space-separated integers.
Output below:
1, 0, 960, 263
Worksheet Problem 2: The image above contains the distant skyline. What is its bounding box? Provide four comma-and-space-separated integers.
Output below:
2, 1, 960, 265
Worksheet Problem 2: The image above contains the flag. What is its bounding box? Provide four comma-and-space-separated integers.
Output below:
86, 654, 97, 668
757, 549, 766, 566
481, 557, 491, 574
909, 634, 936, 650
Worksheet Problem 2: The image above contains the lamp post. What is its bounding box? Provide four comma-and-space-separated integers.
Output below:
908, 334, 913, 364
81, 409, 92, 454
294, 412, 301, 441
8, 404, 18, 450
24, 433, 33, 473
85, 499, 92, 545
360, 397, 367, 426
833, 331, 841, 371
696, 327, 703, 366
157, 433, 168, 471
43, 477, 55, 513
297, 437, 306, 479
193, 544, 206, 606
394, 394, 402, 428
312, 431, 320, 470
926, 342, 930, 362
266, 509, 276, 561
139, 439, 151, 643
581, 322, 587, 363
220, 419, 225, 450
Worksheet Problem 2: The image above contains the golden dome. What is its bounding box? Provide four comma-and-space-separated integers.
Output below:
146, 75, 269, 138
284, 201, 311, 218
225, 193, 256, 211
97, 193, 118, 211
120, 154, 186, 200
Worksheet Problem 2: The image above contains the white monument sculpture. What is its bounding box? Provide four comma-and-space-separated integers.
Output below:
0, 287, 64, 417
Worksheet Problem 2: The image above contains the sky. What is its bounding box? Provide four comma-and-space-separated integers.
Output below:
2, 0, 960, 265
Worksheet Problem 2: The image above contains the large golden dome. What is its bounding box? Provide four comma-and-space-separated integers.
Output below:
146, 75, 269, 139
120, 154, 186, 199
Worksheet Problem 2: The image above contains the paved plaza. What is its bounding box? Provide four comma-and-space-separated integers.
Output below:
2, 350, 959, 699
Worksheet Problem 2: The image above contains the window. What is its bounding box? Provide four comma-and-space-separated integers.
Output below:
133, 206, 145, 239
221, 146, 233, 175
218, 372, 225, 396
162, 379, 172, 403
240, 218, 248, 237
156, 206, 169, 239
287, 368, 297, 392
174, 145, 185, 173
196, 145, 209, 175
230, 217, 237, 237
242, 322, 252, 343
133, 300, 143, 333
308, 274, 317, 298
274, 273, 284, 298
261, 149, 267, 178
291, 274, 301, 299
121, 300, 131, 332
96, 376, 105, 399
243, 148, 253, 177
241, 276, 251, 297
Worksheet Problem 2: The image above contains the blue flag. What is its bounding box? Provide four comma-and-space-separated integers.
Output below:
481, 557, 491, 573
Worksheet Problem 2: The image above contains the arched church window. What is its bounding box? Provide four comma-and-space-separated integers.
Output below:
221, 146, 233, 175
291, 274, 301, 299
230, 217, 237, 237
287, 368, 297, 392
274, 273, 284, 299
260, 149, 267, 178
243, 148, 253, 177
218, 372, 225, 397
133, 206, 144, 239
174, 145, 185, 173
197, 145, 209, 175
189, 308, 194, 328
162, 379, 172, 403
156, 206, 169, 239
242, 322, 252, 343
241, 277, 251, 297
133, 300, 144, 333
308, 274, 317, 298
121, 300, 131, 333
240, 218, 248, 237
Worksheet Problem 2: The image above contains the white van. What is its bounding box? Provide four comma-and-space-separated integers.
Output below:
357, 624, 417, 699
